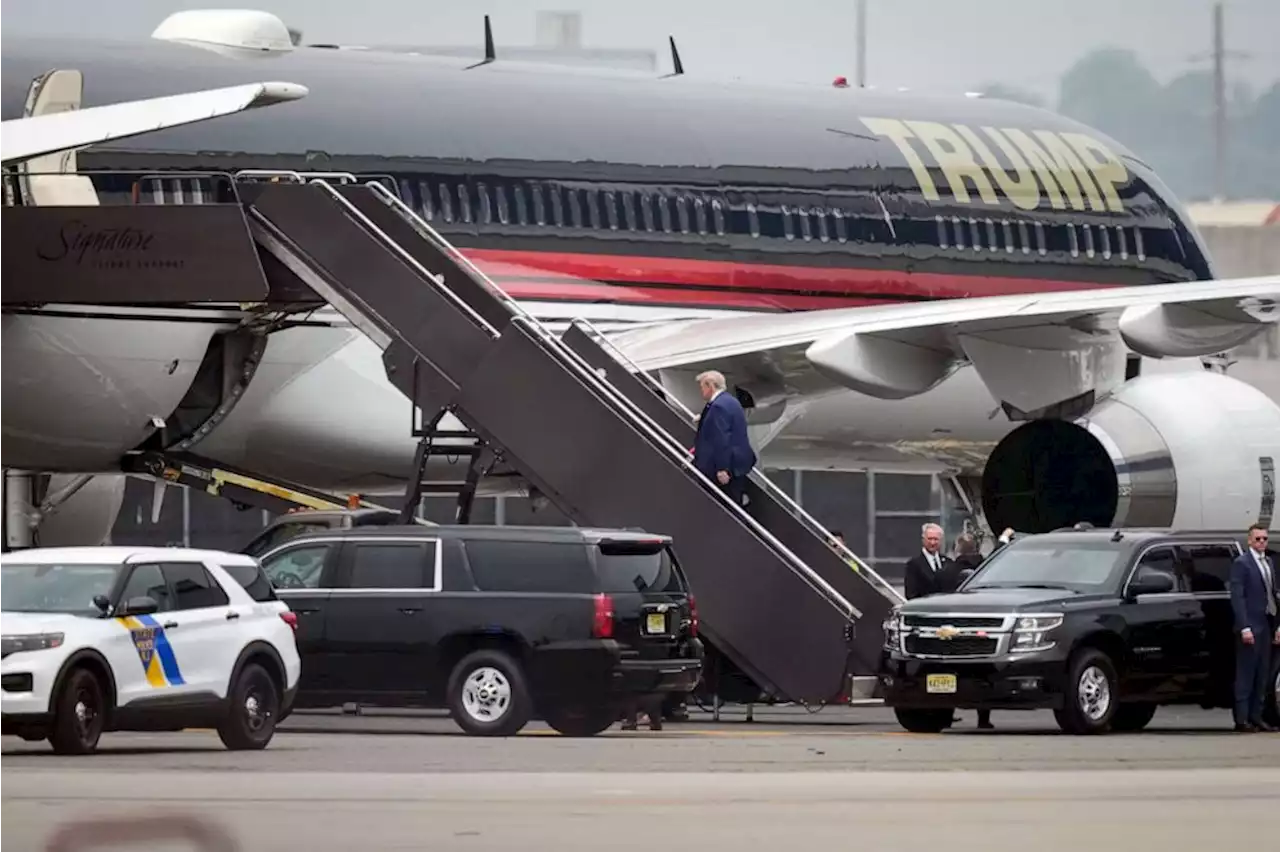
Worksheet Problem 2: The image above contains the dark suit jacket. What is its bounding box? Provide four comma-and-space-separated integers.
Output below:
692, 392, 757, 480
904, 552, 954, 600
939, 552, 983, 593
1229, 551, 1278, 634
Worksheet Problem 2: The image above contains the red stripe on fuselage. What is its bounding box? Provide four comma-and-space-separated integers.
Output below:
463, 248, 1112, 309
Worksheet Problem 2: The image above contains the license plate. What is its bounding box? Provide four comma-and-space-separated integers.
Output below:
645, 612, 667, 634
926, 674, 957, 694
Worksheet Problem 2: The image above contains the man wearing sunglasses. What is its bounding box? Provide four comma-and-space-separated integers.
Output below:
1229, 523, 1280, 732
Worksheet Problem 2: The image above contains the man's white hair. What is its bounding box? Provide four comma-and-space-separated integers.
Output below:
696, 370, 727, 390
921, 522, 943, 536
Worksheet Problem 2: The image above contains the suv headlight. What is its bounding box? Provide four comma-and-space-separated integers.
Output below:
1, 633, 65, 657
1010, 615, 1063, 653
881, 613, 901, 650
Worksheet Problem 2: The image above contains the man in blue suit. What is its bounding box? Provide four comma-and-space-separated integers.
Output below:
1229, 523, 1280, 732
691, 370, 757, 507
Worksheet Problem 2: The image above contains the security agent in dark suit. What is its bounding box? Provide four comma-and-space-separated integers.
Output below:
903, 522, 953, 601
691, 370, 758, 506
1229, 523, 1280, 732
946, 532, 995, 730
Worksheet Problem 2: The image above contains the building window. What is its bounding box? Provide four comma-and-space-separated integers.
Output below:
1017, 221, 1030, 254
587, 190, 602, 230
833, 209, 848, 243
1100, 226, 1112, 260
604, 191, 619, 230
675, 195, 691, 234
623, 192, 637, 231
416, 180, 434, 221
1116, 225, 1128, 259
951, 216, 965, 250
985, 218, 998, 252
457, 183, 473, 224
438, 182, 454, 223
1001, 219, 1014, 253
1083, 224, 1096, 258
694, 196, 708, 235
641, 194, 656, 232
476, 183, 492, 225
969, 217, 982, 252
710, 198, 726, 235
1034, 221, 1046, 255
1134, 227, 1145, 261
1067, 223, 1079, 257
748, 203, 760, 238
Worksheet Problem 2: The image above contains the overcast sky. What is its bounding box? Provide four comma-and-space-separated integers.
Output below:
4, 0, 1277, 98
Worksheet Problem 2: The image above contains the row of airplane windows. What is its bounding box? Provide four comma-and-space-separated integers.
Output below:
102, 174, 1150, 264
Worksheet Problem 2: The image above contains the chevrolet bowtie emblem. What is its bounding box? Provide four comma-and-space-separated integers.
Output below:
936, 626, 959, 640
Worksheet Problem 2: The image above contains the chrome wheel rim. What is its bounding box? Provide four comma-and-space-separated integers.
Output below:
244, 688, 272, 733
1078, 665, 1112, 722
461, 666, 511, 723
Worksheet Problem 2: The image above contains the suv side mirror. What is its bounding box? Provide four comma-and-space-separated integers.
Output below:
117, 595, 159, 616
1127, 572, 1175, 600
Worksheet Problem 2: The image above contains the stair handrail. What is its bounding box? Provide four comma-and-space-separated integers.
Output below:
568, 317, 904, 604
359, 181, 865, 622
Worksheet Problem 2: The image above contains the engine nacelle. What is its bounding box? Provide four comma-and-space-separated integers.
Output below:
982, 372, 1280, 534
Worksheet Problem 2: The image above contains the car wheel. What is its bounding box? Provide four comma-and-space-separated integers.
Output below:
893, 707, 953, 733
447, 650, 532, 737
217, 662, 280, 751
49, 667, 106, 755
544, 704, 620, 737
1110, 702, 1157, 733
1054, 649, 1119, 735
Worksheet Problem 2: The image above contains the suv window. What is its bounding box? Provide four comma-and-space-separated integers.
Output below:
262, 544, 331, 590
1134, 546, 1179, 590
596, 546, 686, 594
119, 563, 173, 612
244, 521, 332, 558
220, 562, 279, 602
348, 541, 437, 589
1178, 543, 1234, 592
162, 563, 229, 610
464, 540, 595, 594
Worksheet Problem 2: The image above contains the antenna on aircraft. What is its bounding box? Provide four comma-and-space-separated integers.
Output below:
661, 36, 684, 78
464, 15, 496, 69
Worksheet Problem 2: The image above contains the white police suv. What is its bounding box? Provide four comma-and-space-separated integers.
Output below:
1, 546, 301, 755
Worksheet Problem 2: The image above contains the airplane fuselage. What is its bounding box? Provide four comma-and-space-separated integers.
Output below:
1, 32, 1268, 494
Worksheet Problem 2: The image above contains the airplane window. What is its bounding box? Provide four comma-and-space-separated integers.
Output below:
694, 197, 708, 236
1034, 222, 1047, 255
676, 196, 690, 234
622, 192, 637, 231
1067, 223, 1079, 257
476, 183, 492, 225
422, 179, 442, 220
815, 208, 830, 242
748, 204, 760, 238
586, 190, 601, 229
438, 183, 454, 223
951, 216, 964, 250
969, 218, 982, 252
935, 215, 948, 249
710, 198, 726, 236
1116, 226, 1128, 259
495, 185, 509, 225
1083, 224, 1096, 258
1017, 221, 1031, 254
457, 183, 473, 224
1133, 227, 1146, 261
833, 209, 848, 243
985, 218, 997, 252
1001, 219, 1014, 253
1100, 226, 1112, 260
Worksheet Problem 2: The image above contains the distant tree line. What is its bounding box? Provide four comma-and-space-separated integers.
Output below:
979, 47, 1280, 202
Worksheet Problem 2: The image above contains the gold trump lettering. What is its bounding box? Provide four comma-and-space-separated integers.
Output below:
860, 117, 1128, 213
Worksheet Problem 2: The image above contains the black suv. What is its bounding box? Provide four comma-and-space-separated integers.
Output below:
255, 525, 703, 736
880, 528, 1280, 735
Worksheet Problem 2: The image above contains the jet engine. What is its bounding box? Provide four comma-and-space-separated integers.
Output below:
981, 371, 1280, 534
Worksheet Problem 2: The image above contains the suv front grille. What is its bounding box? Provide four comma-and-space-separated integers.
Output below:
902, 614, 1005, 629
905, 636, 999, 657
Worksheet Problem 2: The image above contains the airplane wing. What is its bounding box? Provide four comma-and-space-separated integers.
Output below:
1, 81, 308, 166
597, 275, 1280, 416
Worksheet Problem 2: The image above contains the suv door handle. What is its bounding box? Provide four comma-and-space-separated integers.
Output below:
226, 611, 241, 621
398, 607, 422, 615
162, 621, 179, 630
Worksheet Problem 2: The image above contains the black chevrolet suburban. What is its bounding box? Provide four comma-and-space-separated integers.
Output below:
256, 525, 703, 736
881, 528, 1280, 735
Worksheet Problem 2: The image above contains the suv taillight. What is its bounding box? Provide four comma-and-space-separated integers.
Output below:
592, 594, 614, 639
688, 594, 699, 637
280, 611, 298, 631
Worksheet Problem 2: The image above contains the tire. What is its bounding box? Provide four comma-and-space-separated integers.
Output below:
544, 704, 619, 737
894, 707, 953, 733
217, 662, 280, 751
1110, 702, 1157, 733
49, 667, 106, 755
1054, 648, 1119, 735
446, 649, 532, 737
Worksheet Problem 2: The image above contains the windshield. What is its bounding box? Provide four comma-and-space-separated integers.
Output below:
964, 540, 1125, 593
1, 563, 121, 616
595, 546, 686, 595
